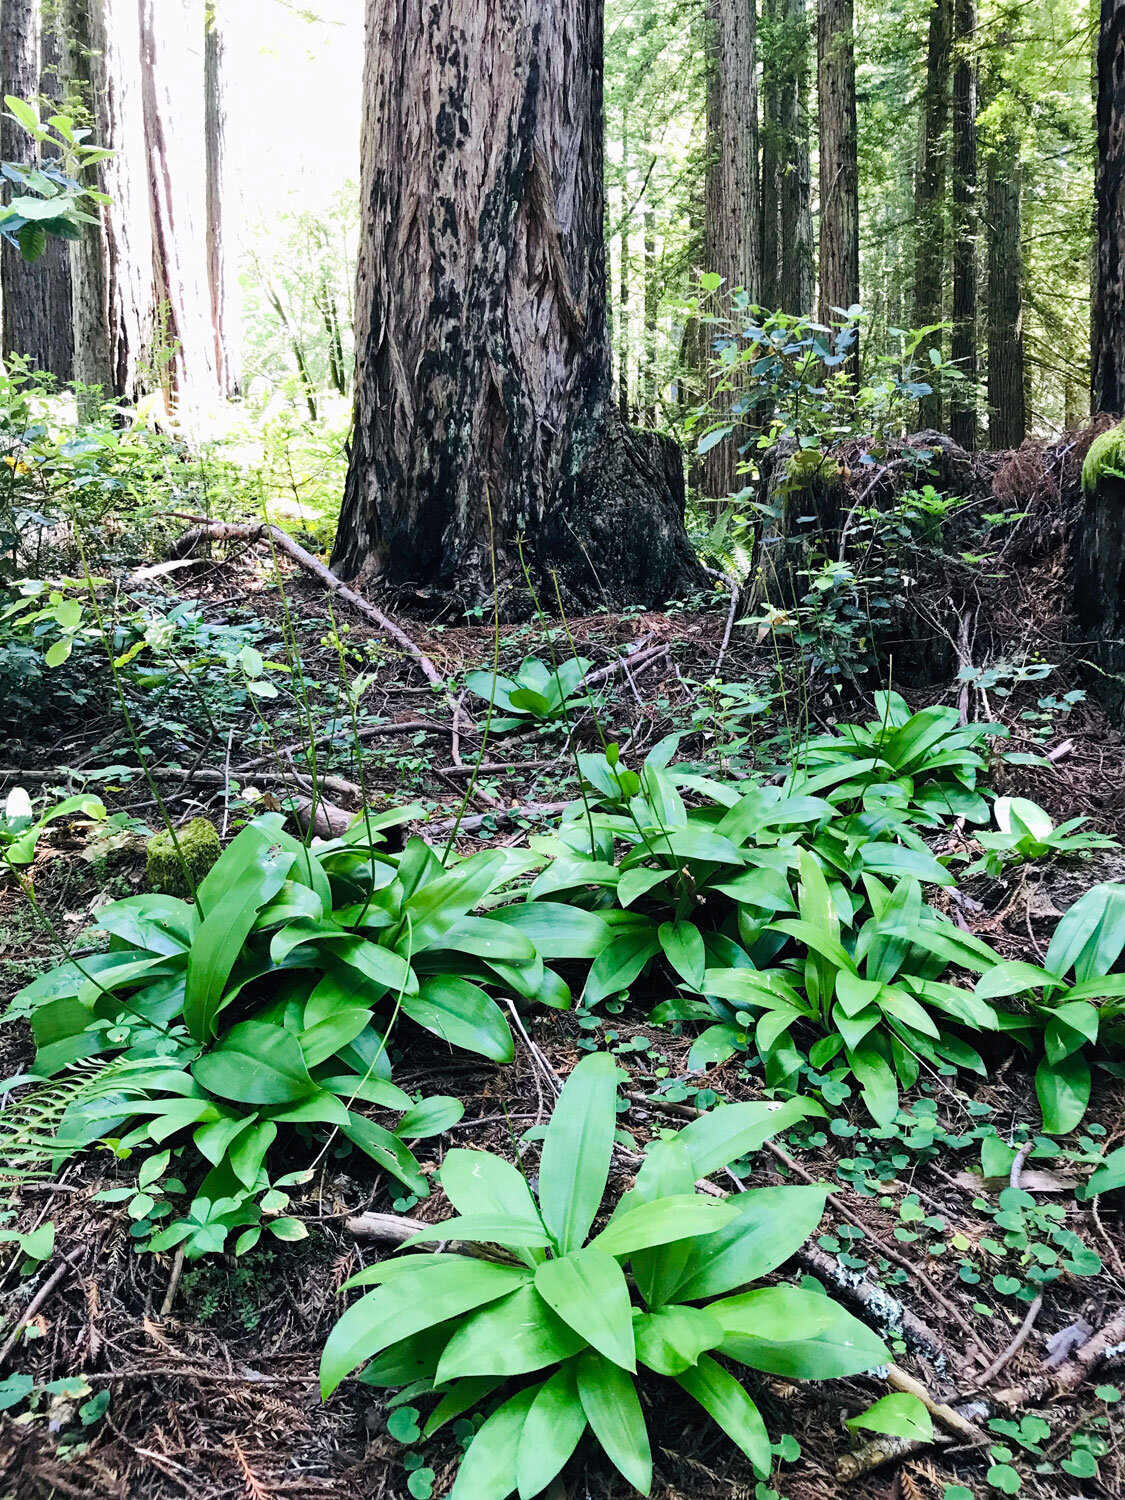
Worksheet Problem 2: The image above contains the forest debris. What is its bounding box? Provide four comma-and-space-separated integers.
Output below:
1042, 1317, 1093, 1369
168, 517, 449, 698
0, 1246, 84, 1365
974, 1293, 1044, 1387
992, 1306, 1125, 1407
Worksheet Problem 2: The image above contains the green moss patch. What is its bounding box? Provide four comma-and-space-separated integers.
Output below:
145, 818, 221, 897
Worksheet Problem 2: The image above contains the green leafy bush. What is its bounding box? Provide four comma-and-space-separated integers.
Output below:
4, 809, 568, 1254
976, 882, 1125, 1133
464, 655, 596, 732
320, 1052, 888, 1498
964, 796, 1117, 879
1, 786, 105, 870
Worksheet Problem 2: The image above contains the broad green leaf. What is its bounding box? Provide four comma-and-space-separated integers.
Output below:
1088, 1145, 1125, 1196
1046, 882, 1125, 981
588, 1194, 737, 1257
449, 1385, 537, 1500
422, 1374, 506, 1436
490, 902, 609, 959
671, 1184, 830, 1301
576, 1350, 651, 1495
320, 1259, 530, 1395
715, 1286, 891, 1378
635, 1305, 723, 1375
583, 930, 661, 1005
675, 1355, 771, 1477
395, 1095, 465, 1139
340, 1112, 429, 1194
299, 1008, 372, 1068
538, 1050, 617, 1253
435, 1284, 586, 1381
1035, 1051, 1091, 1135
406, 851, 508, 949
184, 827, 294, 1039
658, 921, 706, 989
193, 1021, 316, 1105
535, 1249, 636, 1370
441, 1148, 542, 1224
847, 1040, 899, 1125
403, 1214, 553, 1250
404, 977, 513, 1062
673, 1097, 824, 1181
846, 1393, 933, 1442
516, 1362, 587, 1500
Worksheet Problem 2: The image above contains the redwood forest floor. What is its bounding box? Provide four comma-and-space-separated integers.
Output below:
1, 476, 1124, 1500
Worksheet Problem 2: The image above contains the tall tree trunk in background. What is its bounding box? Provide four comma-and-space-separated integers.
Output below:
984, 126, 1026, 446
63, 0, 149, 399
618, 105, 630, 425
333, 0, 704, 609
701, 0, 760, 498
761, 0, 813, 315
0, 0, 74, 378
139, 0, 220, 416
949, 0, 977, 448
914, 0, 952, 431
205, 1, 238, 398
817, 0, 859, 350
643, 203, 658, 421
1094, 0, 1125, 412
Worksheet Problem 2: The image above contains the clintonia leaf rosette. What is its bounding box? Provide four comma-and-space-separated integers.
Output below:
320, 1053, 890, 1498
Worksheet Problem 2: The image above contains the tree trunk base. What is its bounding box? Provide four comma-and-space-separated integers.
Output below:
537, 423, 708, 612
1075, 472, 1125, 724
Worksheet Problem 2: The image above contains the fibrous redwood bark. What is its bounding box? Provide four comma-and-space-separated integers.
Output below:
0, 0, 74, 378
761, 0, 814, 316
817, 0, 859, 347
700, 0, 761, 499
949, 0, 977, 449
333, 0, 704, 609
205, 1, 238, 399
914, 0, 952, 432
1094, 0, 1125, 413
983, 66, 1025, 448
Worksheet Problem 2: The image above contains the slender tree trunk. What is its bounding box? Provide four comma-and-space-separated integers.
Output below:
949, 0, 977, 448
985, 131, 1026, 447
333, 0, 704, 609
62, 0, 150, 399
914, 0, 952, 431
760, 0, 781, 311
817, 0, 859, 345
1094, 0, 1125, 412
0, 0, 74, 378
780, 0, 814, 316
762, 0, 813, 315
643, 203, 658, 422
618, 105, 630, 425
702, 0, 760, 497
205, 1, 238, 398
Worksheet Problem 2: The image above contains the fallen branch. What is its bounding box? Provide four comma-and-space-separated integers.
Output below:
976, 1293, 1043, 1388
0, 1246, 83, 1365
168, 518, 447, 697
701, 566, 740, 675
992, 1306, 1125, 1408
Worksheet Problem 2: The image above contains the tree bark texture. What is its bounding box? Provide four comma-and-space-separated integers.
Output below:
761, 0, 813, 316
205, 2, 238, 399
949, 0, 977, 449
333, 0, 704, 610
0, 0, 74, 378
701, 0, 760, 498
60, 0, 231, 416
984, 125, 1026, 447
139, 0, 221, 417
914, 0, 952, 432
1075, 471, 1125, 722
817, 0, 859, 338
1094, 0, 1125, 413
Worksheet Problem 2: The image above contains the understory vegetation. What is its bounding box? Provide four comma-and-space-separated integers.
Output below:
0, 350, 1123, 1500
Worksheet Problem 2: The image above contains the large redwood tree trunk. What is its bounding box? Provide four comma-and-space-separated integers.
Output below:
700, 0, 761, 499
0, 0, 74, 378
949, 0, 978, 449
817, 0, 859, 350
333, 0, 704, 609
1095, 0, 1125, 413
913, 0, 952, 432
